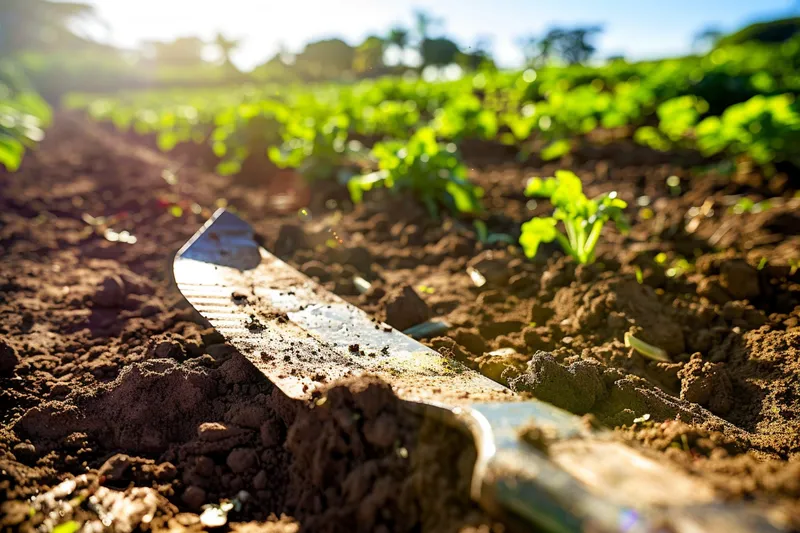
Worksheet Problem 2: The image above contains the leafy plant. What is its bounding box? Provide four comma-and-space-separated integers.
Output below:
519, 170, 629, 263
348, 127, 484, 216
0, 62, 51, 171
271, 113, 360, 182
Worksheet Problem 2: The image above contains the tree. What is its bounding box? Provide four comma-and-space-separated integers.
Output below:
386, 26, 409, 65
0, 0, 98, 54
353, 36, 385, 74
715, 17, 800, 47
214, 32, 241, 71
295, 38, 355, 78
516, 33, 558, 68
420, 37, 459, 68
458, 36, 495, 71
693, 26, 724, 51
549, 26, 603, 65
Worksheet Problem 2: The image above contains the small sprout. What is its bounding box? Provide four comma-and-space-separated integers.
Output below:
520, 171, 629, 264
634, 266, 644, 284
789, 259, 799, 276
624, 332, 670, 362
417, 285, 435, 294
473, 220, 489, 243
757, 257, 768, 270
729, 197, 772, 215
666, 257, 693, 278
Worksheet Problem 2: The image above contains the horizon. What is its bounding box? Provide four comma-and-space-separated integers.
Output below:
81, 0, 799, 70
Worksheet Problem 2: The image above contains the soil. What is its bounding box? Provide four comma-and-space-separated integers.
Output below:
1, 112, 799, 531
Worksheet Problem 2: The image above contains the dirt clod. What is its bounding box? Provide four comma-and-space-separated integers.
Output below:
720, 259, 760, 301
509, 352, 606, 414
92, 274, 127, 307
0, 337, 20, 375
380, 285, 431, 331
227, 448, 259, 473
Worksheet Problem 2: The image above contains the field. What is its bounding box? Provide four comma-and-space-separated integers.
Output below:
2, 31, 800, 533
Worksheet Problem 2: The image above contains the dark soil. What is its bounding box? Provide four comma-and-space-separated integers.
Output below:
1, 112, 799, 530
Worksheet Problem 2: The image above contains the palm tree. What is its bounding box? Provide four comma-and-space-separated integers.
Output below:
0, 0, 97, 54
387, 26, 409, 65
214, 32, 241, 71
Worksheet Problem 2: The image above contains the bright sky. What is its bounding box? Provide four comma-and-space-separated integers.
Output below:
84, 0, 798, 69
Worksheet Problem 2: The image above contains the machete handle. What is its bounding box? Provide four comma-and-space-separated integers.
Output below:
432, 401, 787, 533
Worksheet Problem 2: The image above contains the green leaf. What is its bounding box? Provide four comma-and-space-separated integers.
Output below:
540, 139, 571, 161
157, 131, 178, 152
216, 159, 241, 176
0, 134, 24, 171
519, 217, 559, 258
52, 521, 81, 533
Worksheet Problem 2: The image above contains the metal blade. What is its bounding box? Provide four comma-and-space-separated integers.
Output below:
173, 208, 513, 405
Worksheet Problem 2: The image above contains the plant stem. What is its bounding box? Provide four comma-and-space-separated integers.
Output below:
624, 332, 670, 362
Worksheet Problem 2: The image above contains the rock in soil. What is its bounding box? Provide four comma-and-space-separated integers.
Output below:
380, 285, 431, 331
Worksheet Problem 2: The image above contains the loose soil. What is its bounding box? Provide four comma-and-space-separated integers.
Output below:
1, 113, 799, 531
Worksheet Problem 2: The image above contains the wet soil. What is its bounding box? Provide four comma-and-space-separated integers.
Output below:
2, 113, 799, 530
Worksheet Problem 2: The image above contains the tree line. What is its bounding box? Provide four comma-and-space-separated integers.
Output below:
3, 0, 799, 91
1, 2, 609, 80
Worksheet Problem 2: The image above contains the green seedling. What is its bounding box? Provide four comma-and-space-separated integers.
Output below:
348, 127, 484, 217
624, 332, 669, 362
520, 170, 629, 264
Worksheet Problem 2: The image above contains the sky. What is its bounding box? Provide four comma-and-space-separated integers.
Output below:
82, 0, 799, 69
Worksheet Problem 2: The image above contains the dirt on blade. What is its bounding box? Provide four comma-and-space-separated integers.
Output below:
1, 112, 799, 530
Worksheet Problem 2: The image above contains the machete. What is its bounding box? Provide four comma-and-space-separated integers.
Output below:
173, 208, 785, 533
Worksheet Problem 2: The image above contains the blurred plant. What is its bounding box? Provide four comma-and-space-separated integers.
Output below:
272, 113, 361, 182
520, 170, 629, 263
348, 127, 483, 216
0, 61, 51, 171
353, 36, 386, 74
